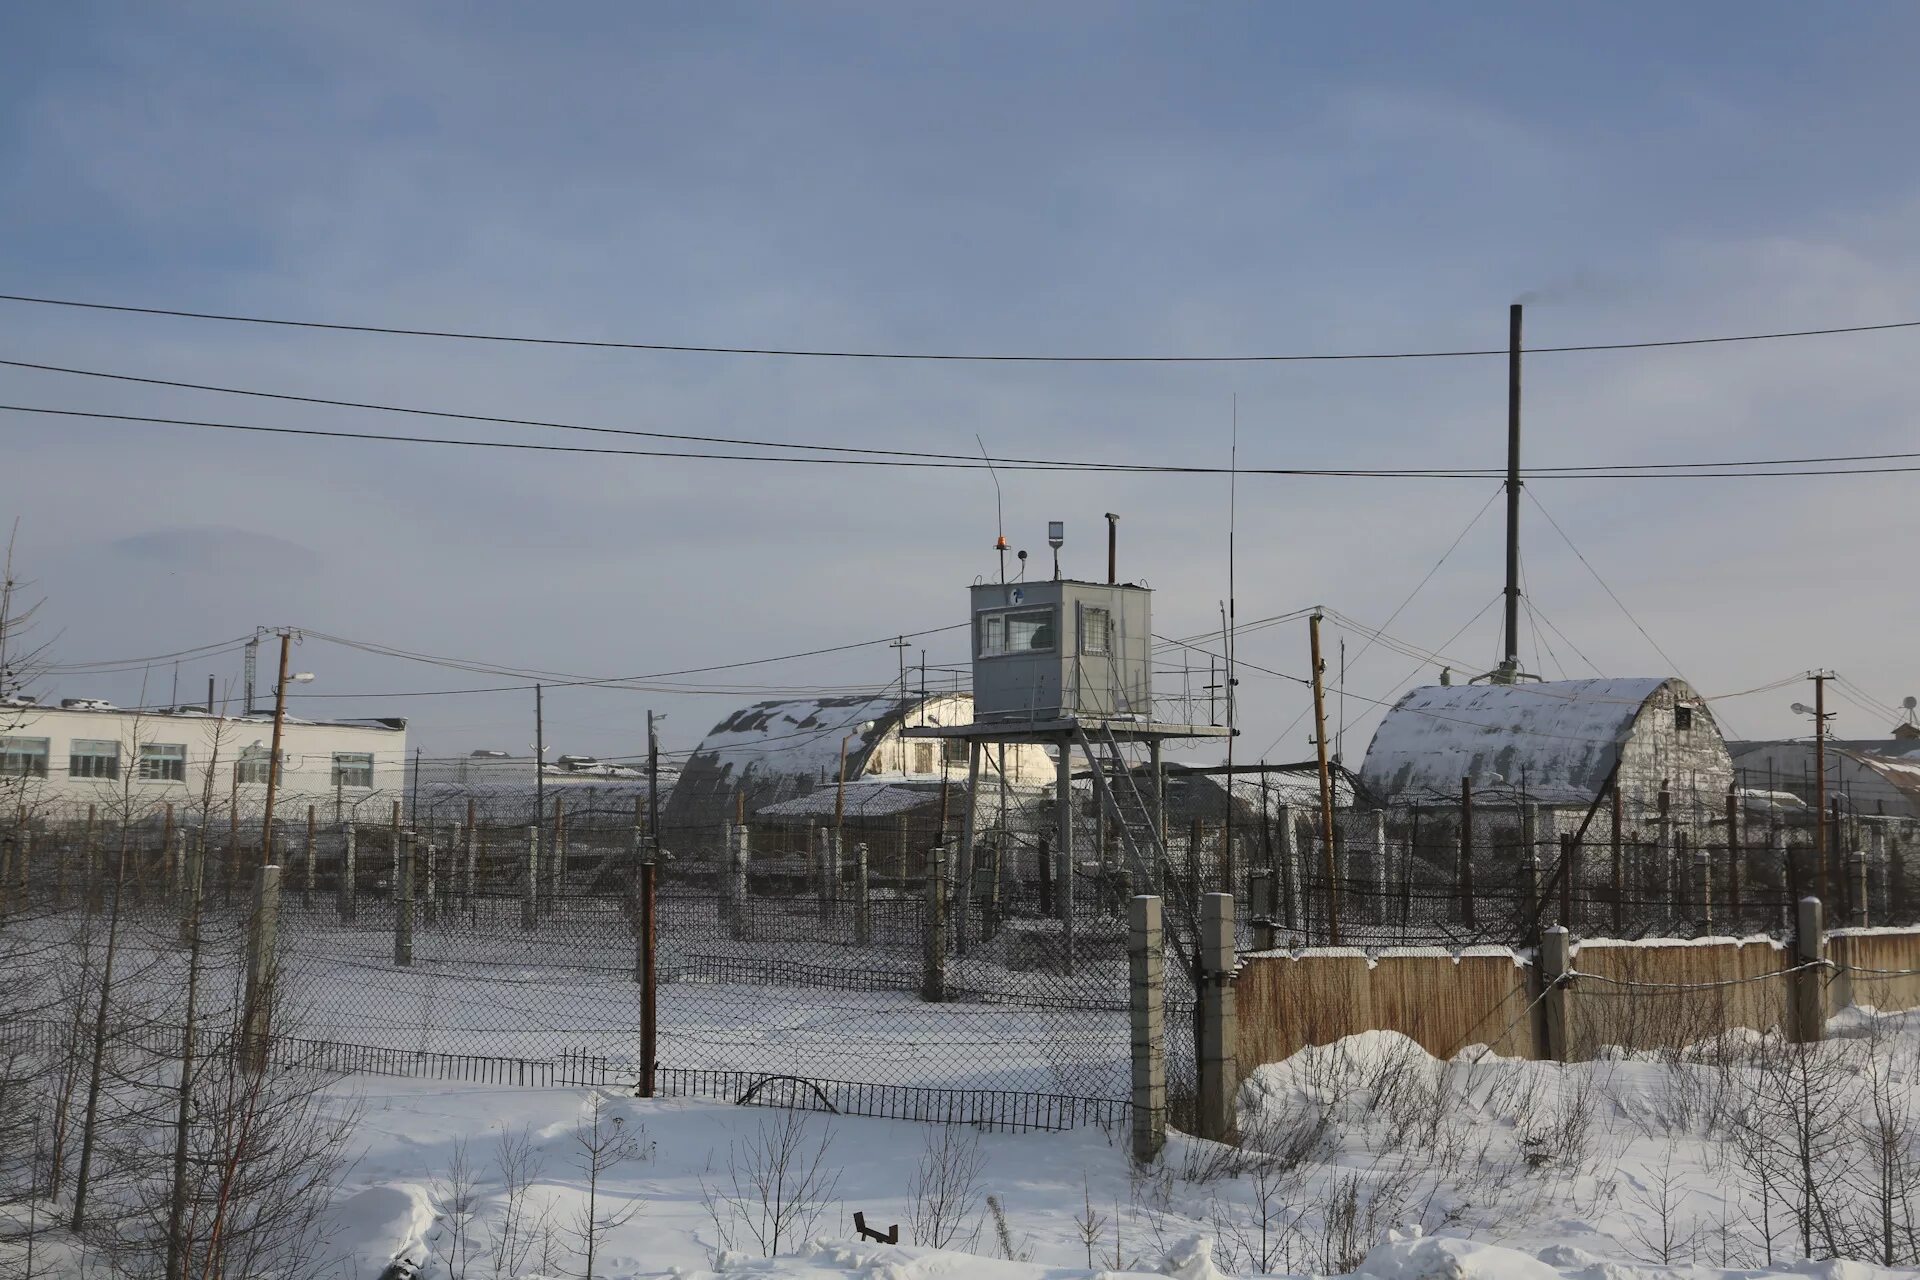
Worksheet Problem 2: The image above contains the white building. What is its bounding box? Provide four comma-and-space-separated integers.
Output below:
0, 699, 407, 820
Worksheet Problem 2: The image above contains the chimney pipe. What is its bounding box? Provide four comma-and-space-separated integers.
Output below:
1105, 512, 1119, 584
206, 675, 215, 714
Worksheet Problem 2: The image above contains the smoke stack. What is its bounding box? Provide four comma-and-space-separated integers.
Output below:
1105, 513, 1119, 584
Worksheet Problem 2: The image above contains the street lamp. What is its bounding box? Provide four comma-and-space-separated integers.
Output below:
259, 626, 312, 865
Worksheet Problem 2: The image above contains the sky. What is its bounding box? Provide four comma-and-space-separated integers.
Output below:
4, 2, 1920, 766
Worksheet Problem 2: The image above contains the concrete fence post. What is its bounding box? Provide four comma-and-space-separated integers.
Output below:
423, 840, 438, 926
338, 823, 358, 923
1274, 805, 1298, 931
394, 833, 415, 966
1695, 846, 1713, 930
854, 842, 871, 947
242, 863, 282, 1075
179, 834, 204, 946
1129, 894, 1167, 1164
1249, 868, 1276, 950
816, 826, 835, 925
1789, 896, 1825, 1043
1197, 892, 1238, 1144
1852, 848, 1870, 927
522, 826, 539, 931
728, 823, 750, 941
464, 817, 478, 905
922, 841, 948, 1002
552, 806, 568, 908
171, 825, 187, 898
1539, 926, 1572, 1062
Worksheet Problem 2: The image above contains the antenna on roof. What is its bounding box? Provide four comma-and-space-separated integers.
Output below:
976, 434, 1008, 586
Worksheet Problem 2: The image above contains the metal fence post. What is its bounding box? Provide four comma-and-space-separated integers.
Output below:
854, 841, 871, 947
1457, 777, 1477, 930
1790, 896, 1825, 1043
636, 858, 657, 1098
922, 841, 948, 1002
242, 863, 282, 1075
394, 833, 415, 966
1197, 892, 1238, 1144
1129, 894, 1166, 1164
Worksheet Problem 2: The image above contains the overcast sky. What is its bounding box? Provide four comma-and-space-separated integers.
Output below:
4, 3, 1919, 764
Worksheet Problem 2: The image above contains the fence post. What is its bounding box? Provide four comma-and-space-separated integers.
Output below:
552, 797, 567, 909
1197, 892, 1238, 1144
1890, 826, 1910, 922
1249, 868, 1276, 950
1275, 804, 1297, 932
636, 859, 657, 1098
728, 823, 749, 942
85, 804, 99, 914
1657, 782, 1673, 911
1789, 896, 1825, 1043
1610, 786, 1625, 934
957, 741, 980, 956
464, 799, 478, 904
242, 863, 282, 1075
424, 839, 439, 926
1696, 845, 1713, 931
854, 842, 871, 947
1539, 925, 1571, 1062
394, 832, 415, 966
1560, 832, 1579, 927
1725, 786, 1743, 926
816, 826, 835, 926
1037, 835, 1053, 918
1128, 894, 1166, 1164
171, 823, 187, 900
922, 841, 948, 1002
1457, 777, 1477, 930
1853, 847, 1870, 928
303, 805, 316, 907
13, 819, 25, 907
1521, 815, 1541, 937
522, 826, 539, 931
339, 823, 358, 922
389, 801, 402, 904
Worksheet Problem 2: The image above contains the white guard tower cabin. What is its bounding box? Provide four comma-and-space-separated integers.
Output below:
905, 517, 1226, 970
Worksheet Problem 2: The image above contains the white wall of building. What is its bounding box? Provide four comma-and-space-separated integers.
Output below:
0, 703, 406, 819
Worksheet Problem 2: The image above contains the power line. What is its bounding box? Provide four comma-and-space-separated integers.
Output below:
12, 400, 1920, 481
6, 290, 1920, 362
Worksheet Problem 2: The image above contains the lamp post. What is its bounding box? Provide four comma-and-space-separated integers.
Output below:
259, 630, 313, 866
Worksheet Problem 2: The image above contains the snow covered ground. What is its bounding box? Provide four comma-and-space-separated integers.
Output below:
14, 1013, 1917, 1279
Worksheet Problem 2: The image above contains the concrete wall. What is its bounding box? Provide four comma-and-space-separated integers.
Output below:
1617, 681, 1736, 824
1, 704, 405, 819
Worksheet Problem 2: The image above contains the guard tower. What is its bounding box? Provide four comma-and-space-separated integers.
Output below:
905, 520, 1227, 972
970, 578, 1151, 723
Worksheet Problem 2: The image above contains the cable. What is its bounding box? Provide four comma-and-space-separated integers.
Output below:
7, 291, 1920, 362
12, 398, 1920, 480
1336, 487, 1504, 681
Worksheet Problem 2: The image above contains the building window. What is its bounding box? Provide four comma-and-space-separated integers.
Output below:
1, 736, 50, 778
235, 746, 279, 785
1675, 705, 1694, 732
977, 607, 1055, 658
942, 739, 967, 767
69, 739, 120, 780
1079, 605, 1112, 656
138, 743, 187, 782
332, 751, 374, 789
913, 743, 935, 774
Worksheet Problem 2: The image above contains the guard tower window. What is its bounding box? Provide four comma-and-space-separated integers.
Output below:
977, 607, 1056, 658
1675, 705, 1694, 732
1079, 606, 1112, 656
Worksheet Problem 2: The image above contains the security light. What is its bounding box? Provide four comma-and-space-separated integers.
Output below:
1047, 521, 1065, 549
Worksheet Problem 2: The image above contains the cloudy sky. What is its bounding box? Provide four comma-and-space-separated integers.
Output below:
4, 3, 1919, 764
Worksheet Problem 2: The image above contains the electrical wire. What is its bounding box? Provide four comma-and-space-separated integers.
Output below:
7, 290, 1920, 362
1334, 487, 1503, 680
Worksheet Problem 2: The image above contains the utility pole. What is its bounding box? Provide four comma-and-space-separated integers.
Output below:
1308, 612, 1340, 944
243, 631, 260, 715
1497, 302, 1524, 685
891, 636, 910, 772
533, 683, 546, 833
1812, 671, 1831, 876
646, 710, 660, 848
258, 631, 311, 865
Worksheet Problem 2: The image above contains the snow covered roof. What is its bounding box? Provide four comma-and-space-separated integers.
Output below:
1358, 677, 1687, 805
661, 691, 975, 829
754, 777, 954, 821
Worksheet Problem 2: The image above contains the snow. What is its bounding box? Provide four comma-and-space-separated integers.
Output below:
1359, 678, 1672, 805
11, 1014, 1920, 1278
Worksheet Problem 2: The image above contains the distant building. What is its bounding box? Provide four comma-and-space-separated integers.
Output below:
1358, 677, 1732, 824
0, 698, 406, 819
409, 750, 666, 823
661, 691, 1055, 838
1727, 734, 1920, 821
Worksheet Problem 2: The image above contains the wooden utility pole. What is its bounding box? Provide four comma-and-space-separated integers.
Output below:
534, 683, 546, 834
260, 630, 291, 865
1308, 612, 1340, 944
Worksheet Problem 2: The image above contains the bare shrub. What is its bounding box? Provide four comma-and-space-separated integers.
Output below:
905, 1124, 984, 1250
570, 1095, 646, 1279
704, 1109, 839, 1258
485, 1125, 548, 1280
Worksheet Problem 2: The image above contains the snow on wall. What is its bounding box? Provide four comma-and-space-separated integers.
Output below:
1357, 677, 1729, 807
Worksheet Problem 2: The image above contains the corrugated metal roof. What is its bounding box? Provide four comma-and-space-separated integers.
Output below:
1358, 677, 1680, 805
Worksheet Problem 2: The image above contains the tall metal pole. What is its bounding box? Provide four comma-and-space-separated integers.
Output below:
1501, 302, 1523, 684
1309, 612, 1340, 944
260, 631, 291, 866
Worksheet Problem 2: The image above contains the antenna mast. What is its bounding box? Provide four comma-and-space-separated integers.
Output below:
1497, 302, 1524, 684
